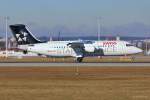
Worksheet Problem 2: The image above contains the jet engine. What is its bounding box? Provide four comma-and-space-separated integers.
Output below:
84, 44, 95, 52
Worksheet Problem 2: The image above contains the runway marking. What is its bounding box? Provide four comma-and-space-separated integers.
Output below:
0, 63, 150, 67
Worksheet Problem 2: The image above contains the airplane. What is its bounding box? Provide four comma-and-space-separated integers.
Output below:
9, 24, 143, 62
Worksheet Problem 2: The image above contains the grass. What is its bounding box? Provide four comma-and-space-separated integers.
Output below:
0, 56, 145, 63
0, 67, 149, 100
0, 76, 149, 100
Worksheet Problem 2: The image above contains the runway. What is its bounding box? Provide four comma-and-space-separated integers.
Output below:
0, 62, 150, 67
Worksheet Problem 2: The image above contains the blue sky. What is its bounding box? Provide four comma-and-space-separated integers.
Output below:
0, 0, 150, 37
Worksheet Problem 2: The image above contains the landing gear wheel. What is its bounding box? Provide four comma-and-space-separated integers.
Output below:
38, 54, 42, 56
23, 50, 27, 54
76, 57, 83, 63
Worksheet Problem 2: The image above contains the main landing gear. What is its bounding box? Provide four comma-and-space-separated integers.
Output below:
75, 57, 83, 63
23, 50, 27, 54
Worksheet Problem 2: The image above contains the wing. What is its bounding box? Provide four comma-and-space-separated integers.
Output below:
67, 42, 84, 48
67, 42, 85, 57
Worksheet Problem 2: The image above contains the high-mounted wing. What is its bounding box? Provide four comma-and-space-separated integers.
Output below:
67, 42, 85, 58
67, 42, 84, 48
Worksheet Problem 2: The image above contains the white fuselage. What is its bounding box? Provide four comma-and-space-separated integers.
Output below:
93, 41, 142, 56
18, 40, 142, 58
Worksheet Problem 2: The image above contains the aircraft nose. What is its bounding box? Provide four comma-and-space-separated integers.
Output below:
135, 48, 143, 53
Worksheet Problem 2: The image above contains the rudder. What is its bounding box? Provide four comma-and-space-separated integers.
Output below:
9, 24, 42, 45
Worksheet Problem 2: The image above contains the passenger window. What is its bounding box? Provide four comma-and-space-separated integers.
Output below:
126, 44, 133, 47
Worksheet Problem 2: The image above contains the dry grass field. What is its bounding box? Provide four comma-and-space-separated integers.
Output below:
0, 67, 149, 100
1, 55, 150, 63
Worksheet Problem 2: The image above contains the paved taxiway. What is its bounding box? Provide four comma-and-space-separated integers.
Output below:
0, 63, 150, 67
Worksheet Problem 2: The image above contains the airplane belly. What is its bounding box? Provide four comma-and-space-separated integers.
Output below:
47, 48, 74, 57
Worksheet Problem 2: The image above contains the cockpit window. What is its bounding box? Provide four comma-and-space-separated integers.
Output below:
126, 44, 133, 47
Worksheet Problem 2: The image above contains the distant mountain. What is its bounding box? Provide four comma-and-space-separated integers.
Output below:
0, 22, 150, 37
106, 22, 150, 36
38, 36, 149, 41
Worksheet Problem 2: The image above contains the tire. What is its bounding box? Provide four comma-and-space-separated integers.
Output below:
23, 50, 27, 54
76, 57, 83, 63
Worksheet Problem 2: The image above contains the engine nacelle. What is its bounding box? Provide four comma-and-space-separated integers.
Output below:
84, 44, 95, 52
